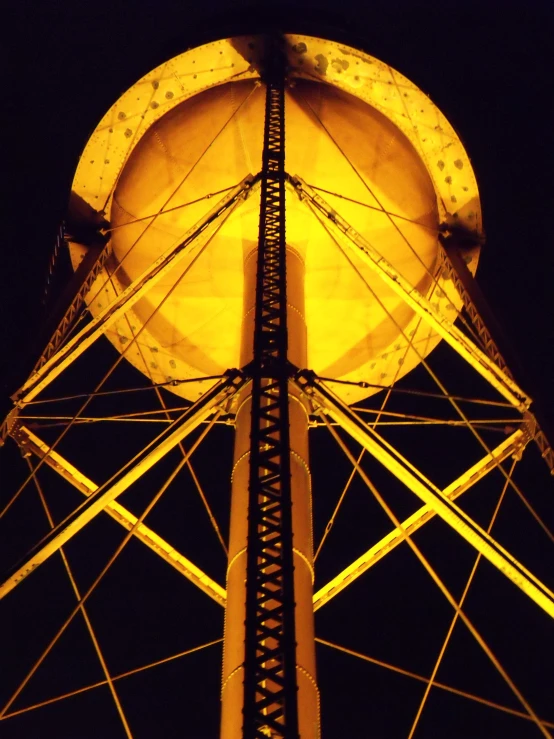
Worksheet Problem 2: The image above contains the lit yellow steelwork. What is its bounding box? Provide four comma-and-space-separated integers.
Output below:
292, 176, 530, 411
0, 375, 242, 599
15, 178, 255, 405
221, 239, 319, 738
313, 428, 527, 610
65, 40, 485, 735
15, 425, 226, 606
299, 376, 554, 620
13, 29, 553, 739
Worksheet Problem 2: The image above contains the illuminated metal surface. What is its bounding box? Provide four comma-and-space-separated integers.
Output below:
3, 31, 553, 739
33, 238, 111, 372
439, 243, 554, 474
1, 373, 243, 598
290, 176, 529, 411
313, 428, 528, 610
13, 425, 226, 607
67, 35, 482, 406
297, 373, 554, 619
14, 177, 255, 405
222, 46, 318, 738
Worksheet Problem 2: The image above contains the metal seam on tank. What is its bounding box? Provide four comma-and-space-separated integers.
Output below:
220, 563, 231, 692
226, 545, 247, 574
230, 450, 250, 479
303, 657, 322, 739
296, 663, 321, 738
241, 305, 255, 322
110, 195, 136, 223
290, 450, 312, 491
293, 546, 315, 582
288, 391, 310, 420
226, 546, 313, 582
241, 300, 307, 321
243, 248, 258, 266
242, 244, 306, 269
234, 390, 309, 420
231, 449, 311, 486
233, 393, 252, 418
285, 244, 306, 266
228, 453, 314, 560
221, 663, 243, 694
223, 668, 319, 702
286, 302, 307, 322
296, 663, 320, 693
292, 452, 315, 557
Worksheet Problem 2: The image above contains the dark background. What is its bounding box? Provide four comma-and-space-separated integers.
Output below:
1, 1, 554, 738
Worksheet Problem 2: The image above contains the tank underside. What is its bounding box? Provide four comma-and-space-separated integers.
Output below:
68, 35, 482, 404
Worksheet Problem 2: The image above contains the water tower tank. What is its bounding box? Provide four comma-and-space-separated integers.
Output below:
68, 35, 482, 403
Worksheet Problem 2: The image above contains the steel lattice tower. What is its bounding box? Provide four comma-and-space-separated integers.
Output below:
243, 41, 299, 738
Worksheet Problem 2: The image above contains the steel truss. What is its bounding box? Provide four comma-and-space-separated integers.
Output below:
13, 425, 227, 606
5, 419, 539, 615
438, 243, 554, 474
34, 234, 111, 372
242, 42, 299, 739
288, 174, 530, 412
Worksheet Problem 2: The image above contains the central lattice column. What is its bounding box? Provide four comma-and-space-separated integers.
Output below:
220, 40, 319, 739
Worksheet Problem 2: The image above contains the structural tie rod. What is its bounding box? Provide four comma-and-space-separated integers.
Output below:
295, 371, 554, 620
0, 372, 245, 599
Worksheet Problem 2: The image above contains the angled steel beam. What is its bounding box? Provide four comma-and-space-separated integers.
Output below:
0, 372, 245, 599
13, 174, 257, 405
313, 428, 527, 610
34, 238, 111, 372
440, 243, 554, 475
296, 371, 554, 620
240, 46, 301, 739
13, 425, 226, 607
289, 175, 530, 412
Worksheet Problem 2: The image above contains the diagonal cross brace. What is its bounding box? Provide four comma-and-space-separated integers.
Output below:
313, 428, 528, 610
12, 425, 226, 606
1, 372, 245, 599
10, 397, 528, 614
13, 175, 257, 405
289, 175, 530, 412
296, 371, 554, 620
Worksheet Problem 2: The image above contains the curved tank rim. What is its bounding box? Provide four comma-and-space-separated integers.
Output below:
69, 33, 482, 239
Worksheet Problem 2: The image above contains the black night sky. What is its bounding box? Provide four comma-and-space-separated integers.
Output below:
2, 2, 554, 738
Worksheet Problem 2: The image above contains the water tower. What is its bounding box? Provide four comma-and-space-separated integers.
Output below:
2, 33, 554, 738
